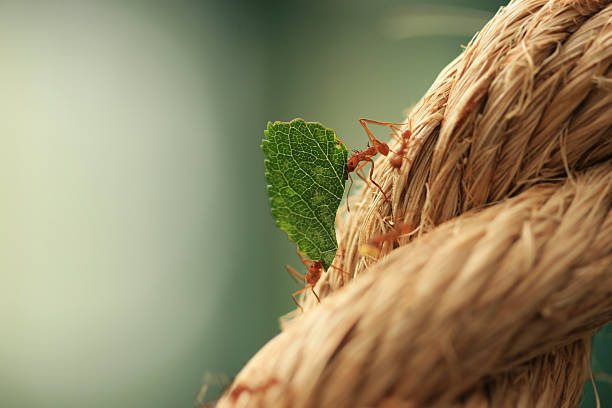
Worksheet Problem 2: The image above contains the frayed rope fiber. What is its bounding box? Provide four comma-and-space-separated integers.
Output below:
217, 0, 612, 406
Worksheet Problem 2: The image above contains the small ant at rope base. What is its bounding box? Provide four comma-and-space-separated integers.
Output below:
359, 222, 416, 257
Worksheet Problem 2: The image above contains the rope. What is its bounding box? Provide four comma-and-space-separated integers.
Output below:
218, 0, 612, 406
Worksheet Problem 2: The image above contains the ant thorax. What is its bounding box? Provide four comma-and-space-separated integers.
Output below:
306, 261, 324, 285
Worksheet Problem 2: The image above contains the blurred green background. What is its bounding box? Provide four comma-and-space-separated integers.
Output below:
0, 1, 609, 407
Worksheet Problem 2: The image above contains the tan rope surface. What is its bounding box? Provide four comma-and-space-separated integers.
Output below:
217, 0, 612, 406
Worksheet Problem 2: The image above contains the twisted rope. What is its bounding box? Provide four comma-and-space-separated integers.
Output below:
218, 0, 612, 406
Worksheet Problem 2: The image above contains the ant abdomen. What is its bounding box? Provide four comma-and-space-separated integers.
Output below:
377, 143, 390, 156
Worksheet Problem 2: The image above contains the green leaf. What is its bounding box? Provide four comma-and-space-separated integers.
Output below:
262, 119, 348, 270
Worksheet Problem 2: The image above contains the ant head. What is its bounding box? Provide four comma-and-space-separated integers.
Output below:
346, 154, 359, 173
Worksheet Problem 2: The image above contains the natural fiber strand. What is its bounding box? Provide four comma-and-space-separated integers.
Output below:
216, 0, 612, 406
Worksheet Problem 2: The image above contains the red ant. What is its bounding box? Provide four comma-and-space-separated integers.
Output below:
345, 119, 401, 207
286, 251, 345, 311
389, 118, 428, 172
346, 118, 424, 211
285, 252, 324, 312
359, 222, 415, 257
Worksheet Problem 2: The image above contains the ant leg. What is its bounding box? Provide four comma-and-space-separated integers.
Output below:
346, 174, 354, 213
355, 168, 370, 185
358, 119, 393, 156
285, 265, 305, 283
347, 167, 369, 212
352, 159, 388, 201
358, 118, 380, 147
388, 128, 403, 143
401, 138, 425, 164
346, 156, 388, 213
310, 286, 320, 303
330, 264, 349, 283
386, 122, 406, 141
352, 160, 387, 200
359, 119, 407, 143
291, 287, 309, 312
354, 160, 371, 181
365, 158, 388, 201
295, 251, 311, 268
330, 264, 344, 272
359, 118, 406, 127
403, 120, 428, 142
